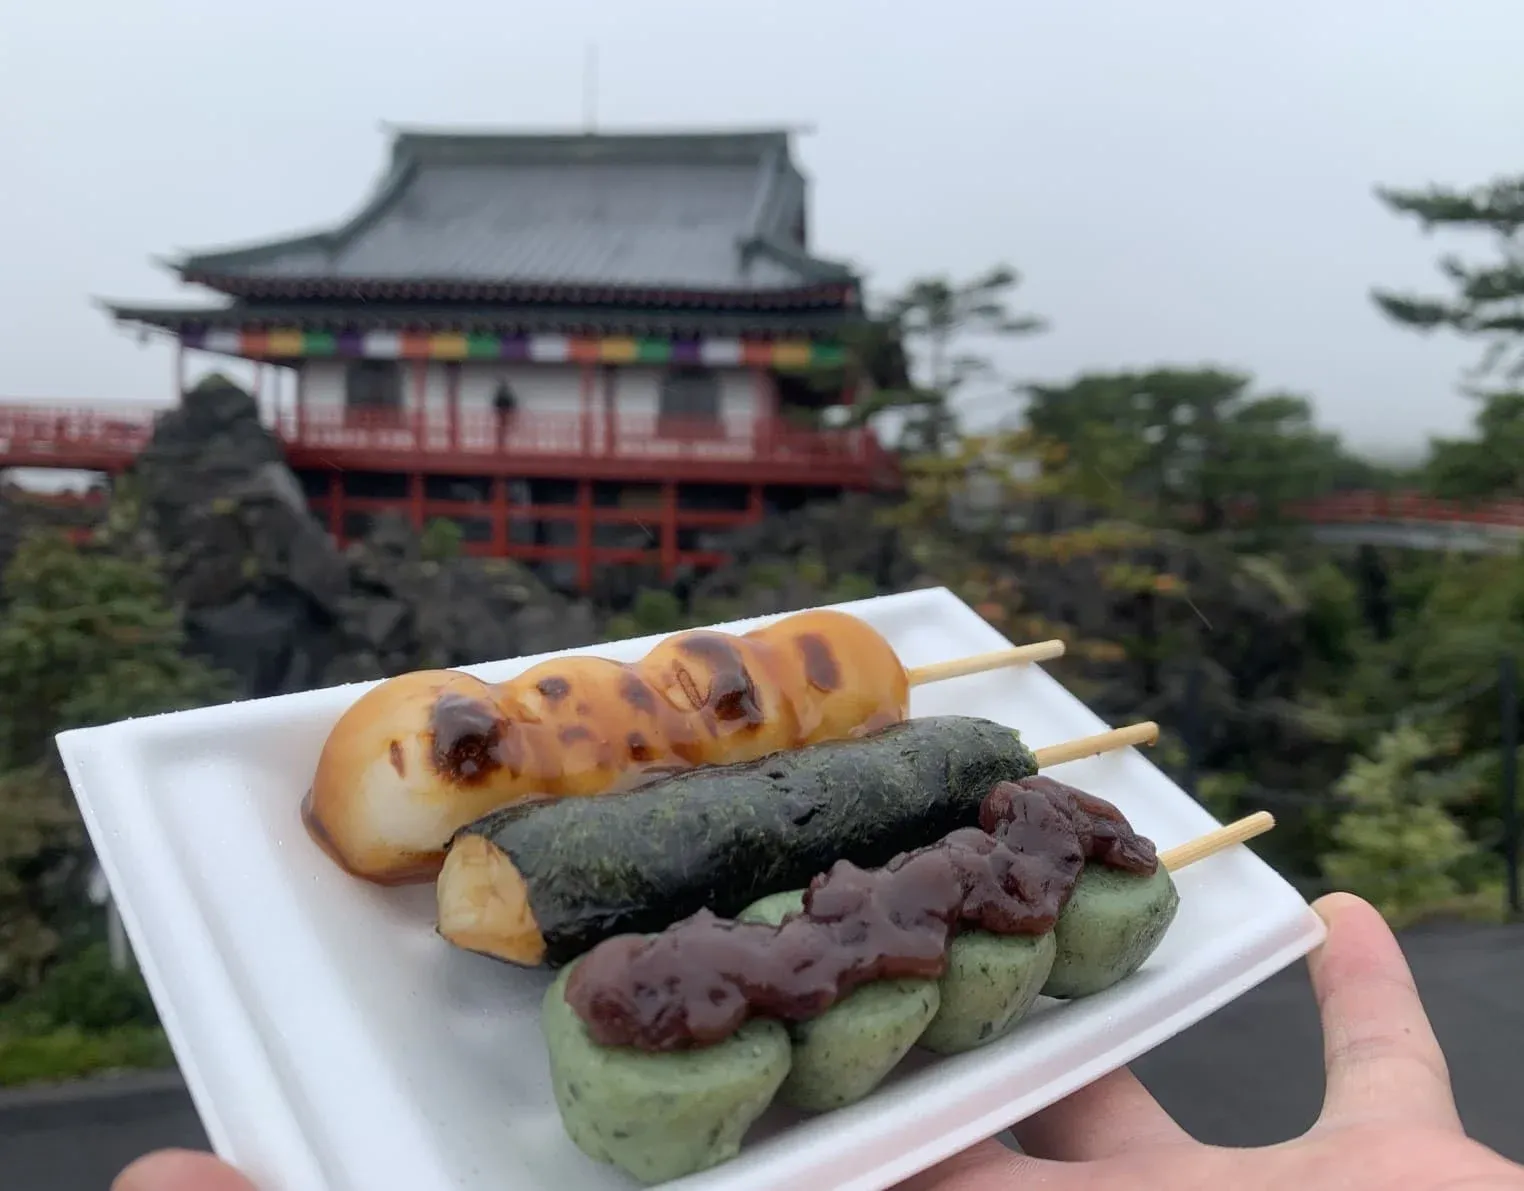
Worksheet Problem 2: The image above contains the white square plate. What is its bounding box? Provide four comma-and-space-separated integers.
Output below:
58, 588, 1324, 1191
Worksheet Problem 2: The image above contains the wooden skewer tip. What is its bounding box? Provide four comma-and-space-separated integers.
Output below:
1159, 811, 1276, 872
906, 639, 1066, 687
1033, 721, 1159, 769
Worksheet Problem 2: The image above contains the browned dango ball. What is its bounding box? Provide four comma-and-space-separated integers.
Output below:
302, 609, 912, 885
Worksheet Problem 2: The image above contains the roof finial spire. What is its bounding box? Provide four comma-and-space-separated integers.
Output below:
583, 41, 598, 133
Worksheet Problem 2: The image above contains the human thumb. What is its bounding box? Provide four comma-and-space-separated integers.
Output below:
112, 1149, 260, 1191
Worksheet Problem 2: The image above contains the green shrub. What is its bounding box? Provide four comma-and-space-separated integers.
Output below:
420, 518, 464, 562
745, 562, 789, 589
23, 943, 159, 1031
630, 589, 685, 634
1320, 726, 1481, 927
0, 1025, 173, 1087
793, 552, 829, 588
829, 572, 879, 603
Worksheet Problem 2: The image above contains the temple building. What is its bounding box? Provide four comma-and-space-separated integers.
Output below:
96, 126, 898, 590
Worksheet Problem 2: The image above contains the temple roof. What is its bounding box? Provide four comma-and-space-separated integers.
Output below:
97, 298, 854, 340
168, 127, 859, 307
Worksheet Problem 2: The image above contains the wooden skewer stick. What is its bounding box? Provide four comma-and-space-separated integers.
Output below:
906, 639, 1066, 687
1160, 811, 1276, 872
1034, 721, 1159, 769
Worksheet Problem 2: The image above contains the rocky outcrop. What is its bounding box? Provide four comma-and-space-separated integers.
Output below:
327, 512, 598, 684
689, 493, 920, 610
119, 376, 599, 696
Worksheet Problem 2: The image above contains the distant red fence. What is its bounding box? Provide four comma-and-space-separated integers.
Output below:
1288, 490, 1524, 530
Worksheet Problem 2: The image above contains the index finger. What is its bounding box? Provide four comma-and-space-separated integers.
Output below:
1306, 892, 1461, 1135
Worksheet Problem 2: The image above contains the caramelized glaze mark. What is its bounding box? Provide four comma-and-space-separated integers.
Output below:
676, 632, 745, 669
617, 671, 657, 716
709, 668, 763, 725
671, 664, 704, 710
626, 731, 654, 762
388, 740, 406, 777
558, 725, 595, 746
675, 633, 763, 724
795, 633, 841, 692
536, 676, 572, 703
431, 691, 512, 784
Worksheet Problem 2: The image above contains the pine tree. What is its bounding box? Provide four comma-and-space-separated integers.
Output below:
1373, 175, 1524, 379
0, 530, 231, 995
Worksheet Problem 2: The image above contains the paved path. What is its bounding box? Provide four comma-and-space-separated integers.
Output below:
2, 922, 1519, 1189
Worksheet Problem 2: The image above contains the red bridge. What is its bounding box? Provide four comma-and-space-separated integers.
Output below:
1284, 490, 1524, 553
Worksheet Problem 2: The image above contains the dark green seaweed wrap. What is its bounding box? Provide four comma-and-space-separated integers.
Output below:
455, 714, 1036, 967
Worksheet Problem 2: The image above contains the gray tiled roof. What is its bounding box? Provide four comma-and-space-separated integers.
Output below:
176, 129, 856, 293
99, 299, 855, 338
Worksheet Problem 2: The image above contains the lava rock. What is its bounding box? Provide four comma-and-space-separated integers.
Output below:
114, 377, 599, 697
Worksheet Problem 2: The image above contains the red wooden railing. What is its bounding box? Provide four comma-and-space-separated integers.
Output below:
0, 406, 159, 468
0, 402, 899, 486
5, 400, 1524, 535
272, 407, 891, 468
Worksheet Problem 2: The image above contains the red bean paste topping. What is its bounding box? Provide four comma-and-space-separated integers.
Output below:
987, 775, 1158, 875
563, 779, 1156, 1051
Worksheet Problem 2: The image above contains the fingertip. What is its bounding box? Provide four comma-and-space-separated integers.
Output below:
1311, 891, 1382, 928
1308, 892, 1400, 969
113, 1149, 258, 1191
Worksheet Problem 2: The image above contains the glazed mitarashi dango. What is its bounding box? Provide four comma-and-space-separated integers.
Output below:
305, 608, 915, 884
565, 775, 1157, 1051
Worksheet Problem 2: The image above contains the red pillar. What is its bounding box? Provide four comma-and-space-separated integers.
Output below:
576, 479, 594, 593
602, 365, 616, 457
327, 472, 344, 543
446, 362, 460, 453
409, 472, 425, 530
753, 367, 775, 458
294, 363, 307, 443
748, 484, 765, 523
412, 359, 428, 448
579, 362, 596, 452
490, 476, 508, 556
660, 481, 678, 581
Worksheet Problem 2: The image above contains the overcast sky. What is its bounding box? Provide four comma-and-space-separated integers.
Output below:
2, 0, 1520, 459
